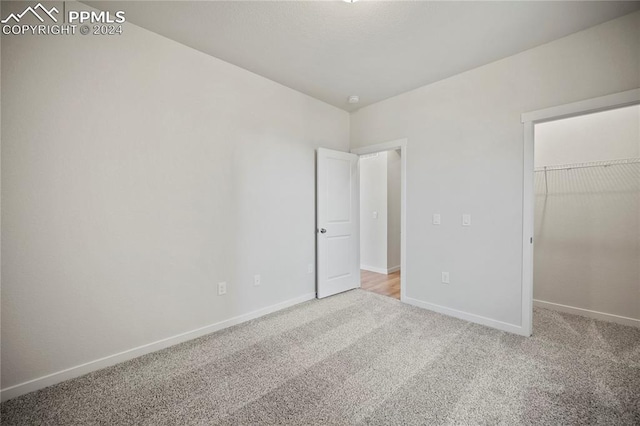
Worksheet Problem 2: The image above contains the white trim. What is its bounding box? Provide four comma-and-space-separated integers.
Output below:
387, 265, 401, 274
521, 121, 534, 337
0, 292, 316, 403
351, 138, 407, 303
534, 300, 640, 328
360, 265, 388, 275
351, 139, 408, 157
521, 88, 640, 124
520, 88, 640, 338
404, 297, 526, 336
360, 264, 401, 275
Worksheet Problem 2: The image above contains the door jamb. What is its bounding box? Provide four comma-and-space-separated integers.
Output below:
351, 139, 408, 302
520, 88, 640, 337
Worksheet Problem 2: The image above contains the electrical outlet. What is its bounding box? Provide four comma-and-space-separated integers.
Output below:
254, 275, 261, 286
218, 282, 227, 295
462, 214, 471, 226
441, 272, 450, 284
307, 264, 313, 274
433, 213, 441, 225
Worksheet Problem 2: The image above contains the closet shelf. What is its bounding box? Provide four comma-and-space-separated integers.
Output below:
534, 157, 640, 196
534, 157, 640, 172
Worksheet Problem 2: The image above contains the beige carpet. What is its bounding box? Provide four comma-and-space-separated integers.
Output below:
2, 289, 639, 425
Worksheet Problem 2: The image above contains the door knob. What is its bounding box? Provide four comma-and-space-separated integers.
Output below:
319, 228, 327, 234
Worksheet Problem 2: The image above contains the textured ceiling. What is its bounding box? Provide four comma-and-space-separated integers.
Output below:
85, 1, 640, 111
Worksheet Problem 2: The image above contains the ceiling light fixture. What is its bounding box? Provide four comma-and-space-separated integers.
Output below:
348, 95, 359, 104
343, 0, 359, 3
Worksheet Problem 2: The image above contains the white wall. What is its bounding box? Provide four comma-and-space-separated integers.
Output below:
1, 2, 349, 391
535, 105, 640, 165
360, 153, 388, 272
387, 150, 401, 271
350, 12, 640, 332
534, 106, 640, 321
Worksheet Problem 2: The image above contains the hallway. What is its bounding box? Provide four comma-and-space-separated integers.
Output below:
360, 270, 400, 300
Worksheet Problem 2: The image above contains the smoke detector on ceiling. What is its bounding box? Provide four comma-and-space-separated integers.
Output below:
348, 95, 359, 104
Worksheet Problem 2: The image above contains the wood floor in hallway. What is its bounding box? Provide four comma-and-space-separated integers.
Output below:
360, 269, 401, 300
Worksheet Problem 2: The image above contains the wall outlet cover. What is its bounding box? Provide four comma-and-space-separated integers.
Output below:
218, 282, 227, 295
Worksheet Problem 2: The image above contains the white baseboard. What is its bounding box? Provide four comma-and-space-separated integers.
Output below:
360, 264, 387, 274
387, 265, 401, 274
534, 299, 640, 328
0, 292, 316, 403
361, 265, 401, 275
403, 297, 527, 336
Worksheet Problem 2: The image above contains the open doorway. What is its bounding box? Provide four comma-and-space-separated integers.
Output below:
532, 105, 640, 326
521, 89, 640, 335
351, 139, 407, 301
358, 150, 402, 299
316, 140, 407, 301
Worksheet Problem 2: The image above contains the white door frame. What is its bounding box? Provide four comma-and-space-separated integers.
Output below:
351, 138, 408, 301
520, 88, 640, 336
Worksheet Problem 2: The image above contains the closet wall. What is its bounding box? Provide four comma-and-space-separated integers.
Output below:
534, 105, 640, 323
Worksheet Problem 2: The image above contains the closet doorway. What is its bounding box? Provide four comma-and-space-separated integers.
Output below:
533, 105, 639, 326
521, 89, 640, 334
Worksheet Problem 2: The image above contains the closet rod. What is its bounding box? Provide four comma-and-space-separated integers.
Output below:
534, 158, 640, 173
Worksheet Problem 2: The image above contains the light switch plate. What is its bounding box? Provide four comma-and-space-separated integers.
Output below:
253, 275, 261, 286
441, 272, 450, 284
433, 214, 441, 225
462, 214, 471, 226
373, 211, 378, 219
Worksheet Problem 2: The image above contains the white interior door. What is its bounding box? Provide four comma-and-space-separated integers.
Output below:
317, 148, 360, 298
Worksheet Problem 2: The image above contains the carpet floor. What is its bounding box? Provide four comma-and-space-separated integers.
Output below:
2, 289, 639, 425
